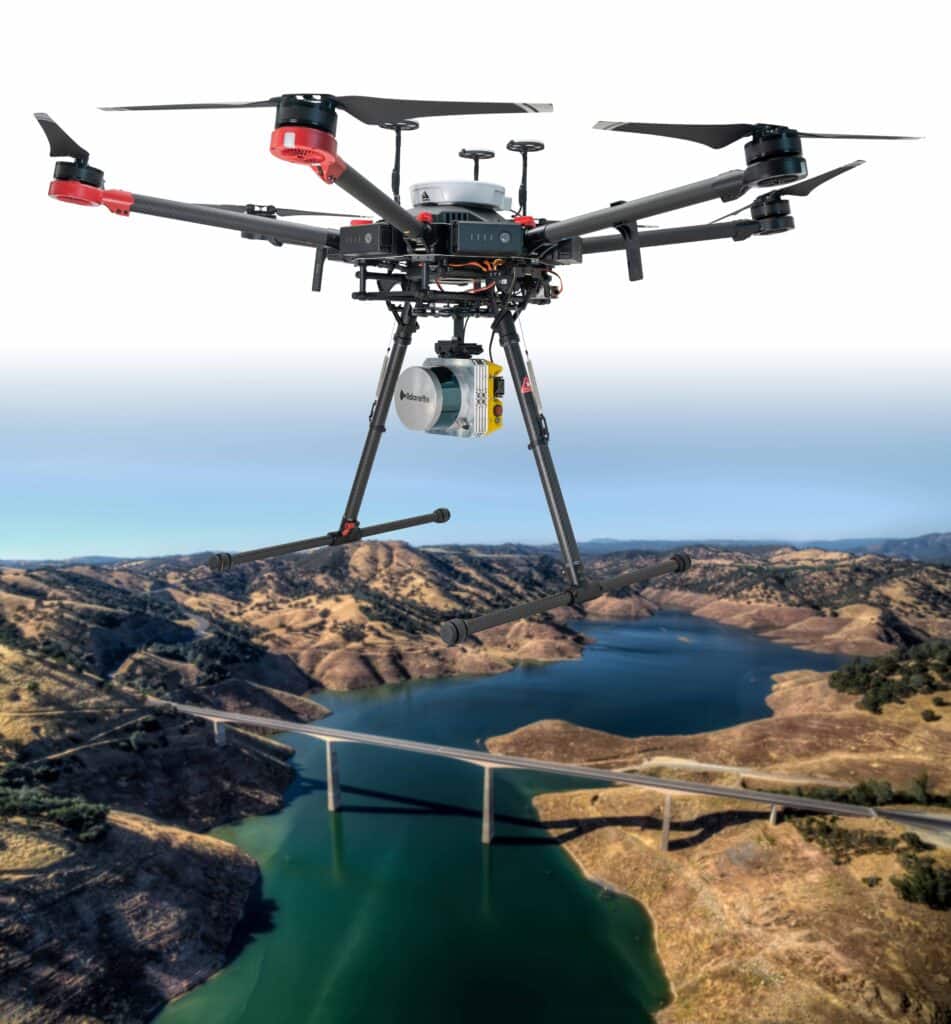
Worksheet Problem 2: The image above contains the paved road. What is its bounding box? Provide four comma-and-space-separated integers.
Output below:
637, 756, 845, 788
165, 701, 951, 834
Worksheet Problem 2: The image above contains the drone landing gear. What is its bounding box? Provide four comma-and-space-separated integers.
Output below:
208, 306, 690, 639
439, 311, 691, 645
207, 306, 451, 571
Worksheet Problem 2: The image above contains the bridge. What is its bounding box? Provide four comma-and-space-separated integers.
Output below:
165, 701, 951, 847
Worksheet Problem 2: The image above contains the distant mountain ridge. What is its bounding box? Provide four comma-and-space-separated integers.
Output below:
3, 531, 950, 567
807, 533, 951, 564
530, 532, 951, 564
440, 532, 951, 565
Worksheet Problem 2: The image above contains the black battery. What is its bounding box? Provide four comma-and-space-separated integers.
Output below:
450, 221, 525, 256
339, 222, 404, 257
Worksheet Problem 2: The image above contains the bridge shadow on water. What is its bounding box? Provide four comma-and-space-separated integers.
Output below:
318, 781, 769, 849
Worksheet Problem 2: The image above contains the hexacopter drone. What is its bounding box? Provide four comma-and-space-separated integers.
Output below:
34, 96, 915, 645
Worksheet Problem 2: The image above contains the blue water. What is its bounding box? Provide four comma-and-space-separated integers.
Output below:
157, 613, 845, 1023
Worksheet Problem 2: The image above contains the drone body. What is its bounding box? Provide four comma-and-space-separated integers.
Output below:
34, 96, 915, 645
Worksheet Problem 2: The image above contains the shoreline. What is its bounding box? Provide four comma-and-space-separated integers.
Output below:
3, 543, 948, 1022
196, 611, 855, 990
486, 665, 951, 1024
304, 598, 890, 696
179, 614, 828, 1019
37, 615, 918, 1021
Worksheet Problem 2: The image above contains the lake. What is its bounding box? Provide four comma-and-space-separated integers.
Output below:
156, 612, 846, 1023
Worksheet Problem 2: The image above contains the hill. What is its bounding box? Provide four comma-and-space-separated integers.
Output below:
631, 545, 951, 656
487, 646, 951, 1024
1, 541, 950, 1020
813, 532, 951, 564
1, 543, 950, 705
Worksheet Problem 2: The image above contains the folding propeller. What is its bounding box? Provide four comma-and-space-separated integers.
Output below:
199, 204, 364, 218
34, 111, 108, 194
102, 95, 553, 126
594, 120, 918, 149
709, 159, 866, 222
35, 112, 90, 164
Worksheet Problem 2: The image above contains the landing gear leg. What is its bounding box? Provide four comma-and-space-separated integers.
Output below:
439, 311, 692, 645
338, 304, 421, 537
207, 304, 450, 570
497, 311, 585, 587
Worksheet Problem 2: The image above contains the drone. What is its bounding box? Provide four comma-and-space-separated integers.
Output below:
34, 96, 916, 646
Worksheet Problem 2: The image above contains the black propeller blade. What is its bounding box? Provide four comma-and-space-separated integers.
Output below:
102, 95, 553, 126
34, 112, 89, 163
778, 159, 866, 198
709, 160, 866, 223
594, 121, 918, 150
198, 204, 364, 218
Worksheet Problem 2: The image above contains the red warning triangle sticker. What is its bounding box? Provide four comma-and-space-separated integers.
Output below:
520, 376, 532, 394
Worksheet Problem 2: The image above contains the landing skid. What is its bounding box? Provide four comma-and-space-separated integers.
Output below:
207, 508, 450, 571
440, 553, 691, 646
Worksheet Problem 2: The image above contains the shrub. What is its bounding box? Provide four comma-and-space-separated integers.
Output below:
891, 855, 951, 910
760, 773, 950, 810
922, 708, 940, 722
792, 816, 896, 864
0, 781, 108, 841
0, 614, 26, 650
128, 730, 149, 752
829, 641, 951, 712
336, 622, 366, 643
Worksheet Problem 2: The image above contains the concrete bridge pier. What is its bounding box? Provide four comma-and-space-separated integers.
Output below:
769, 804, 783, 826
212, 720, 227, 747
660, 794, 672, 852
482, 766, 495, 845
326, 740, 341, 812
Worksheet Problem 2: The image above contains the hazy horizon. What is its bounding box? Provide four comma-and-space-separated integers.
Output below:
2, 528, 948, 564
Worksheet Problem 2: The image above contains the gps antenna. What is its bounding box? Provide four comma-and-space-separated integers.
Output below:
507, 140, 544, 216
382, 120, 419, 203
459, 148, 495, 181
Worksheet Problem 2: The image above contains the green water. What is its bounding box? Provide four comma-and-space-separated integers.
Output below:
157, 613, 845, 1023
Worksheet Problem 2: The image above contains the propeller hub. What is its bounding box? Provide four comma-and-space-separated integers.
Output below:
743, 129, 806, 187
750, 195, 794, 235
751, 195, 791, 220
52, 160, 105, 190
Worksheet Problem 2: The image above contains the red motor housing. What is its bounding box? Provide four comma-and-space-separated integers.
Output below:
48, 178, 101, 206
269, 125, 347, 183
47, 179, 134, 215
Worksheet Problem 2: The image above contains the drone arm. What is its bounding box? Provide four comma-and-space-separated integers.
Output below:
580, 219, 762, 254
526, 169, 748, 246
332, 164, 425, 240
124, 195, 340, 248
47, 176, 341, 249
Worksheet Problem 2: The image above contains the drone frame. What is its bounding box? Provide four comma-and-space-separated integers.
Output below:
36, 98, 896, 645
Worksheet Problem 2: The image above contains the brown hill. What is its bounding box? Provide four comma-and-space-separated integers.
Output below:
0, 640, 305, 1022
4, 542, 949, 705
487, 661, 951, 1024
613, 544, 951, 656
2, 541, 951, 1021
